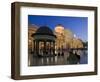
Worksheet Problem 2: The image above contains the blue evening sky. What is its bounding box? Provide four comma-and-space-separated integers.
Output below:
28, 15, 88, 41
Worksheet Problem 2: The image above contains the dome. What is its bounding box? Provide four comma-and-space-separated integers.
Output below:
32, 26, 56, 41
35, 26, 53, 35
32, 26, 56, 37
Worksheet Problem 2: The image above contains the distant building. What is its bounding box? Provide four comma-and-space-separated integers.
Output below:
54, 24, 83, 50
70, 38, 83, 48
55, 24, 65, 50
28, 24, 38, 52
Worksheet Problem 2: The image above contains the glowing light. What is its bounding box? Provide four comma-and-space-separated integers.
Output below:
55, 24, 64, 34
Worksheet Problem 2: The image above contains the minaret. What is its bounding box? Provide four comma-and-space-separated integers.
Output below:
55, 24, 65, 55
55, 24, 64, 34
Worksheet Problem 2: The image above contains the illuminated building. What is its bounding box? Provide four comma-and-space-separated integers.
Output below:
28, 24, 38, 52
54, 24, 83, 50
28, 24, 84, 55
55, 24, 65, 50
31, 26, 56, 56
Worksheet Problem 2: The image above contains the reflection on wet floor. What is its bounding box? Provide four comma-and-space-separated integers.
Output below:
28, 50, 88, 66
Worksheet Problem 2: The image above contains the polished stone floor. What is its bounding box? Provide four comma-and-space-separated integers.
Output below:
28, 50, 88, 66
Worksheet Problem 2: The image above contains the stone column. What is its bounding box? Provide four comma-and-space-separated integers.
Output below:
35, 40, 37, 55
36, 40, 39, 55
33, 40, 35, 54
44, 41, 46, 56
53, 41, 55, 55
49, 41, 51, 55
33, 40, 35, 53
31, 40, 33, 52
37, 40, 39, 55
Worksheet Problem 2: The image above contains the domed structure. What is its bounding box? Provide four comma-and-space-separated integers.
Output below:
35, 26, 54, 36
32, 26, 56, 40
32, 26, 56, 56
